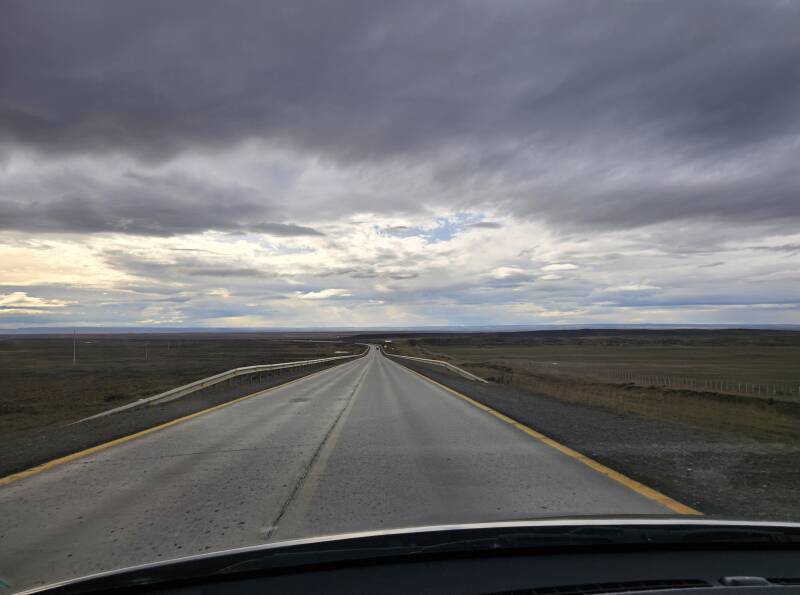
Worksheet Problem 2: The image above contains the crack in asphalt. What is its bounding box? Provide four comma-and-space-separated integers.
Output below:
261, 362, 370, 540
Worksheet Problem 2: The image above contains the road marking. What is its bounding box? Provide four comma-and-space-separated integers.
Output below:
0, 363, 357, 488
393, 361, 701, 516
264, 363, 370, 540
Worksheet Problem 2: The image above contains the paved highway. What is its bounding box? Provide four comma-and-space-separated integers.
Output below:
0, 346, 672, 592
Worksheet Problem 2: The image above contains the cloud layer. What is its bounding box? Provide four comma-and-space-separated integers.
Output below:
1, 0, 799, 326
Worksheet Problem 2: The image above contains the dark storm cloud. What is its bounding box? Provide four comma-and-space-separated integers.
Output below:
247, 223, 324, 237
511, 161, 800, 229
746, 243, 800, 254
2, 0, 800, 231
0, 172, 257, 235
0, 168, 324, 236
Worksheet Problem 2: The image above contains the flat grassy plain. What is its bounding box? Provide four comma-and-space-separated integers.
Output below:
385, 330, 800, 443
0, 333, 358, 433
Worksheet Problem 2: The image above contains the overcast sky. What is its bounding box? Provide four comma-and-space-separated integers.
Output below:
1, 0, 799, 328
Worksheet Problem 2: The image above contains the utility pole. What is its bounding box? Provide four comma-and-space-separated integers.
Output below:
145, 342, 149, 361
72, 328, 77, 366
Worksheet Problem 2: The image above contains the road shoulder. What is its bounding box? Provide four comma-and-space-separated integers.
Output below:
386, 355, 800, 521
0, 360, 349, 480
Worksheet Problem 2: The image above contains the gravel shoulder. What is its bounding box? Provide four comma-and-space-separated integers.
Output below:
390, 356, 800, 522
0, 360, 348, 478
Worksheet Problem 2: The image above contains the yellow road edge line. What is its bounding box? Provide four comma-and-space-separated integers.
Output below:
0, 364, 345, 488
397, 362, 701, 516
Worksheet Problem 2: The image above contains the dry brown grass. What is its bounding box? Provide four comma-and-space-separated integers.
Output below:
471, 361, 800, 443
385, 330, 800, 444
0, 333, 358, 432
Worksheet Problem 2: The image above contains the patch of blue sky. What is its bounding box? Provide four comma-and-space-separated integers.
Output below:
376, 213, 488, 244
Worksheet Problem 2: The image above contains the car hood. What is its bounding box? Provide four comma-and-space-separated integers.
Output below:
20, 517, 800, 594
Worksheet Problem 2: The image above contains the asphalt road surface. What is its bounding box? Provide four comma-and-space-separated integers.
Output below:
0, 346, 673, 592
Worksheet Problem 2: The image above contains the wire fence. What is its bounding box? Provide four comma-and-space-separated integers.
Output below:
516, 361, 800, 399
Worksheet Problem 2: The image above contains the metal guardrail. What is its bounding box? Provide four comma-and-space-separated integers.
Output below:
381, 348, 488, 384
73, 348, 368, 424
